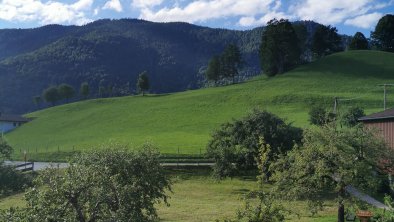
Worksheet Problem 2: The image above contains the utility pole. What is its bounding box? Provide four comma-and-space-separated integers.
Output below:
378, 84, 394, 110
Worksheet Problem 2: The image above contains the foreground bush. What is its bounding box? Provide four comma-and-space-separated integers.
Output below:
207, 110, 302, 179
0, 137, 33, 196
1, 144, 171, 222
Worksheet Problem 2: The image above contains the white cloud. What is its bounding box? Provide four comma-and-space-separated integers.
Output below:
139, 0, 282, 24
290, 0, 378, 25
94, 7, 100, 16
344, 12, 383, 29
103, 0, 123, 12
72, 0, 94, 11
132, 0, 164, 9
238, 12, 290, 27
0, 0, 93, 25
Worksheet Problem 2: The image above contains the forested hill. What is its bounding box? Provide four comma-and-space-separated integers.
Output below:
0, 19, 267, 113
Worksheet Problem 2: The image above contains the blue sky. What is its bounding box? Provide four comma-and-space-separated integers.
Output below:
0, 0, 393, 37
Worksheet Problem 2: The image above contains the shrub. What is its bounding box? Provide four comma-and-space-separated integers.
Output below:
207, 110, 302, 179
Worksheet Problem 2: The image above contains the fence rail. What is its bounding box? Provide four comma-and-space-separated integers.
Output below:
14, 162, 34, 172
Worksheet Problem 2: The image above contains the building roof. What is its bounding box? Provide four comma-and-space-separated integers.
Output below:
359, 108, 394, 121
0, 114, 30, 123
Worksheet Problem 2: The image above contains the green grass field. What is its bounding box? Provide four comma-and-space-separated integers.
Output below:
0, 169, 339, 221
5, 50, 394, 160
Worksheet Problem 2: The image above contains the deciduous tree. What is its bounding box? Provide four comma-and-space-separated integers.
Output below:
42, 86, 60, 106
207, 110, 302, 179
271, 125, 394, 222
58, 84, 75, 103
341, 107, 365, 127
137, 71, 150, 96
11, 145, 171, 222
80, 82, 90, 100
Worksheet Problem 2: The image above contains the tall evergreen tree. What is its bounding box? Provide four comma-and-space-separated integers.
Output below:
137, 71, 150, 96
260, 19, 301, 76
205, 55, 221, 84
221, 44, 242, 83
371, 14, 394, 52
349, 32, 369, 50
312, 24, 343, 58
292, 23, 310, 62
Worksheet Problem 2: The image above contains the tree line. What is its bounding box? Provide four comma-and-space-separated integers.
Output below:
205, 14, 394, 81
34, 71, 151, 108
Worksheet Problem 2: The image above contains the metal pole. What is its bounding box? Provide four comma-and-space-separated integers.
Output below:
384, 84, 387, 110
378, 84, 394, 110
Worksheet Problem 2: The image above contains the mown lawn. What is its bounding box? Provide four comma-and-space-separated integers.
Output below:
0, 169, 340, 221
4, 50, 394, 161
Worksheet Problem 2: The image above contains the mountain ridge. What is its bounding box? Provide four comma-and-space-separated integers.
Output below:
0, 19, 266, 113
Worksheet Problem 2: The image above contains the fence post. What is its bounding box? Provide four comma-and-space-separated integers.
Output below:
177, 147, 180, 168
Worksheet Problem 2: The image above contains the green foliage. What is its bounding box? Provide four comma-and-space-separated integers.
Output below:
5, 51, 394, 157
260, 19, 301, 76
0, 166, 33, 197
271, 124, 394, 221
349, 32, 369, 50
372, 14, 394, 52
341, 106, 365, 127
79, 82, 90, 99
58, 83, 75, 102
0, 138, 33, 196
205, 55, 221, 83
0, 19, 265, 113
312, 24, 343, 58
137, 71, 150, 96
42, 86, 60, 106
292, 22, 310, 62
4, 145, 171, 222
32, 96, 42, 108
221, 44, 242, 83
0, 137, 12, 160
205, 44, 242, 84
207, 110, 302, 179
224, 191, 287, 222
308, 106, 335, 126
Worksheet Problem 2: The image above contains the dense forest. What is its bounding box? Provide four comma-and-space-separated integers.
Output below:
0, 19, 268, 113
0, 19, 329, 113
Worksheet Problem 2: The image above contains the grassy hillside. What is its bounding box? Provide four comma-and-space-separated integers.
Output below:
5, 50, 394, 159
0, 19, 264, 113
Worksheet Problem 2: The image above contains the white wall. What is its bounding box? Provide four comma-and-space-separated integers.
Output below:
0, 121, 17, 133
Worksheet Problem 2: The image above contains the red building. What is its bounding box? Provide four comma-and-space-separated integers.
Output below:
359, 109, 394, 192
359, 108, 394, 149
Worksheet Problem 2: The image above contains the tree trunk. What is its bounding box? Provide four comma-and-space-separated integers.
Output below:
142, 91, 144, 96
338, 185, 345, 222
338, 203, 345, 222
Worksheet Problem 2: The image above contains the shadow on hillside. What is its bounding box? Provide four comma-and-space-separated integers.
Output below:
295, 54, 394, 79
